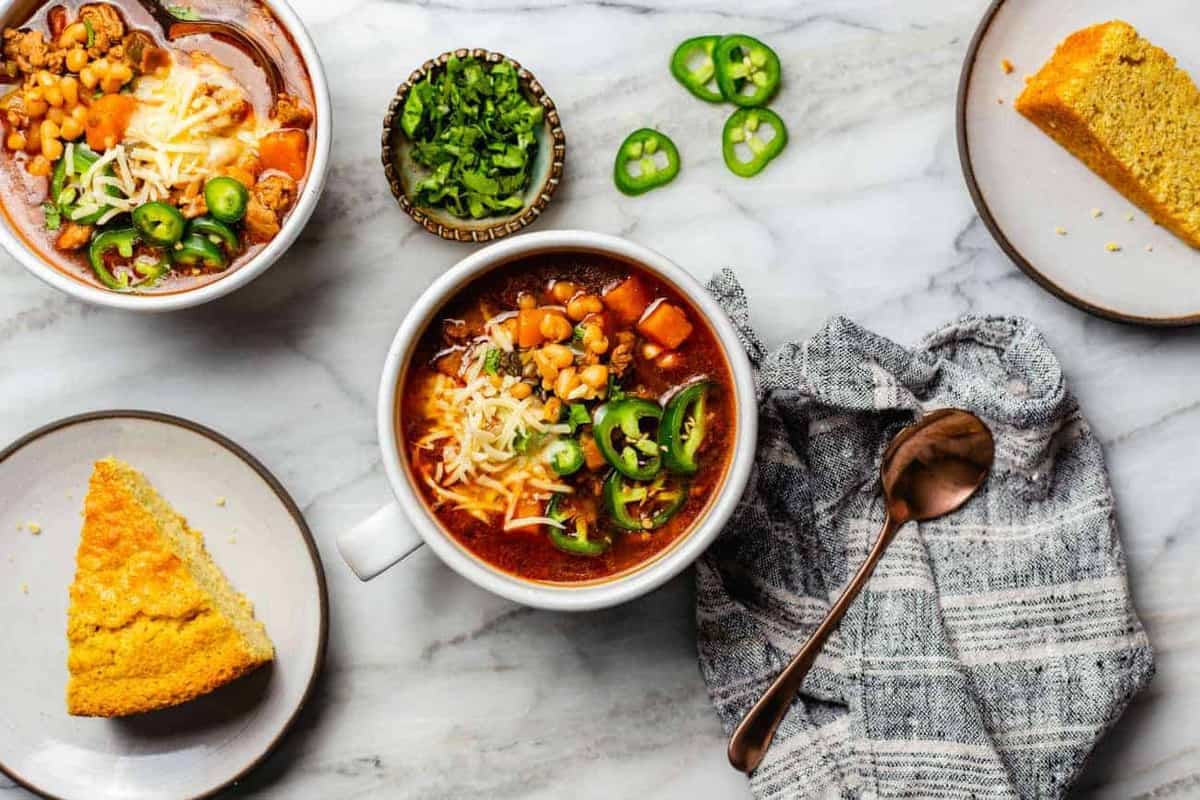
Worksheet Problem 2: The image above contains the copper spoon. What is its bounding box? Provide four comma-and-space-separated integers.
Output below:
136, 0, 285, 96
727, 408, 995, 774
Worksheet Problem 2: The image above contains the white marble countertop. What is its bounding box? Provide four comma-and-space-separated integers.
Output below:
2, 0, 1198, 797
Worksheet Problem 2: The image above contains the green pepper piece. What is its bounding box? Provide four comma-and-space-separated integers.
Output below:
670, 35, 724, 103
187, 215, 240, 254
51, 144, 122, 226
613, 129, 681, 196
658, 381, 711, 476
722, 107, 788, 178
132, 201, 187, 246
172, 232, 228, 271
592, 398, 663, 480
545, 494, 610, 556
544, 438, 585, 477
87, 228, 169, 291
602, 471, 688, 532
203, 176, 249, 223
713, 34, 782, 107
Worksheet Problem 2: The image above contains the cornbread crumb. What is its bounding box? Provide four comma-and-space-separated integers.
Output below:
1055, 226, 1068, 235
228, 535, 237, 544
20, 583, 28, 594
1105, 242, 1122, 252
1091, 208, 1103, 219
1016, 21, 1200, 249
26, 522, 41, 535
1145, 244, 1154, 252
1126, 212, 1135, 221
215, 497, 226, 507
1001, 58, 1015, 74
997, 97, 1005, 104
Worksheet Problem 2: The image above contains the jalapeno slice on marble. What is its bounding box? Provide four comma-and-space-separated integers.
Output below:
592, 397, 663, 480
670, 35, 724, 103
713, 34, 781, 107
722, 107, 788, 177
603, 471, 688, 532
613, 129, 681, 196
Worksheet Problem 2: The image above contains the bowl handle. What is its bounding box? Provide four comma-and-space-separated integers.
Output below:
337, 502, 423, 580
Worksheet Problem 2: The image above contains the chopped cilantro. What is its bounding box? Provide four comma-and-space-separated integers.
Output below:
571, 324, 586, 346
482, 347, 501, 375
514, 430, 545, 455
402, 56, 543, 220
166, 5, 201, 20
83, 18, 95, 48
566, 403, 591, 433
607, 376, 627, 402
42, 202, 61, 231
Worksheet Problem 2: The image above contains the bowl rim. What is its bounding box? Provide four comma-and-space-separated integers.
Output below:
380, 47, 566, 243
376, 230, 758, 611
0, 0, 333, 313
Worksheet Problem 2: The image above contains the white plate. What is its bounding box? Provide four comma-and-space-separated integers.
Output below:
959, 0, 1200, 324
0, 412, 327, 800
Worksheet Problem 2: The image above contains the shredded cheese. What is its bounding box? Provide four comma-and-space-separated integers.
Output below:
413, 344, 570, 523
67, 58, 276, 218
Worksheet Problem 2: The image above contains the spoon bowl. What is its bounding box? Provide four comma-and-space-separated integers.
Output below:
727, 409, 995, 774
882, 408, 995, 523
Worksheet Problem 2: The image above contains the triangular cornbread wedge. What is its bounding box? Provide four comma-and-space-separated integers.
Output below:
67, 458, 274, 717
1015, 21, 1200, 249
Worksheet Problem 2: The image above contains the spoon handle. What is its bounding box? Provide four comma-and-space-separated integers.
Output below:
727, 512, 905, 773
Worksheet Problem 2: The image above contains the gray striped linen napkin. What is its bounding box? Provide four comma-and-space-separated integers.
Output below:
697, 270, 1154, 800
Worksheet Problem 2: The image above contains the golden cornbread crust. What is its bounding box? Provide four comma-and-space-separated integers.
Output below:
1015, 21, 1200, 249
67, 458, 274, 717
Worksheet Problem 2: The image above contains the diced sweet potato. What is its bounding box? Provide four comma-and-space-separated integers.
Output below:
580, 433, 606, 471
603, 276, 652, 324
85, 94, 135, 151
517, 307, 548, 348
259, 129, 308, 180
637, 300, 693, 349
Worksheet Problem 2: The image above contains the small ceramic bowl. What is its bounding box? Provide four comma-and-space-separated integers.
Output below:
381, 48, 566, 243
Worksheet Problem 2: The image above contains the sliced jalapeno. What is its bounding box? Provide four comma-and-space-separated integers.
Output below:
172, 232, 228, 271
132, 201, 187, 246
87, 228, 169, 291
659, 381, 711, 476
592, 398, 663, 480
546, 494, 611, 557
544, 438, 585, 477
187, 215, 240, 254
670, 35, 723, 103
713, 34, 782, 107
203, 176, 249, 223
613, 129, 681, 196
51, 144, 122, 226
603, 471, 688, 532
723, 107, 788, 178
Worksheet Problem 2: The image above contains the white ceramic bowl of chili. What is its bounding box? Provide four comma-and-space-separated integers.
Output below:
0, 0, 331, 311
338, 229, 759, 611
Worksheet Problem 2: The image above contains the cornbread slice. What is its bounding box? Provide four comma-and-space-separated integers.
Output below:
1015, 21, 1200, 248
67, 458, 273, 717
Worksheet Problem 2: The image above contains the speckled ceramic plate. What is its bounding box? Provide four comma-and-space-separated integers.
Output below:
959, 0, 1200, 325
0, 411, 327, 800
